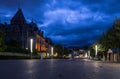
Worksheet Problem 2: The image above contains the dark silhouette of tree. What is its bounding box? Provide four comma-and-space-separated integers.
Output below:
6, 40, 20, 47
0, 31, 6, 51
90, 18, 120, 60
100, 19, 120, 49
54, 44, 70, 57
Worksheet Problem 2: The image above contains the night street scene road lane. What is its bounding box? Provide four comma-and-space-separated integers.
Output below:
0, 59, 120, 79
1, 0, 120, 79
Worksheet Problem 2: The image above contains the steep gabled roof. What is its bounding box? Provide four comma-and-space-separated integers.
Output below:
11, 8, 26, 25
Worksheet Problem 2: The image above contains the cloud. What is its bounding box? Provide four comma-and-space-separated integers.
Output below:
0, 0, 119, 47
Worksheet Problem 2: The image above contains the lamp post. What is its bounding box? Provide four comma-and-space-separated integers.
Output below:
30, 38, 33, 58
88, 50, 90, 59
95, 45, 98, 58
51, 46, 54, 58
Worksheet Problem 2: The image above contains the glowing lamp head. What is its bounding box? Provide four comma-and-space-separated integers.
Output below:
30, 39, 33, 53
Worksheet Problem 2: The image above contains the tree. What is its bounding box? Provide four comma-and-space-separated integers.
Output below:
54, 44, 70, 57
91, 42, 105, 54
91, 18, 120, 60
0, 31, 6, 51
103, 19, 120, 49
6, 40, 20, 47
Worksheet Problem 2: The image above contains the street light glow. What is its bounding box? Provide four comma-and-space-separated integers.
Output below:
51, 47, 53, 56
95, 45, 98, 57
30, 39, 33, 53
26, 48, 28, 50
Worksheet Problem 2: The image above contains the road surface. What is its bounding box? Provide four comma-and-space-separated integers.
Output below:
0, 59, 120, 79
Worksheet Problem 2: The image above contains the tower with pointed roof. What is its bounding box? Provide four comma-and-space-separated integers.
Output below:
11, 8, 26, 25
0, 8, 52, 57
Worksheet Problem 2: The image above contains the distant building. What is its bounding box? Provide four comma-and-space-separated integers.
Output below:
68, 47, 85, 58
0, 8, 52, 56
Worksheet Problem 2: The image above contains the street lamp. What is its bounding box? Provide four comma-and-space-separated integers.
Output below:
51, 46, 54, 57
30, 38, 33, 58
88, 50, 91, 59
95, 45, 98, 57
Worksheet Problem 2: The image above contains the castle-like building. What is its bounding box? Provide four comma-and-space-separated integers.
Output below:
0, 8, 52, 57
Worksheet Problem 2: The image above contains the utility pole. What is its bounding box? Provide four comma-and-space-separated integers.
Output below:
40, 38, 42, 59
63, 45, 64, 57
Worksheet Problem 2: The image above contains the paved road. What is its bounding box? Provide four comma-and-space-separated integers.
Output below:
0, 59, 120, 79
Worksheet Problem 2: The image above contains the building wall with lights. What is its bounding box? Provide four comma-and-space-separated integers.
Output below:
0, 8, 52, 55
68, 47, 88, 58
35, 34, 51, 53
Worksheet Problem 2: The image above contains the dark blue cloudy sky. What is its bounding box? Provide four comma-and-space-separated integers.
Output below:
0, 0, 119, 47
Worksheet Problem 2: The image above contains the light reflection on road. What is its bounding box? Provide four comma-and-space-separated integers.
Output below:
0, 59, 120, 79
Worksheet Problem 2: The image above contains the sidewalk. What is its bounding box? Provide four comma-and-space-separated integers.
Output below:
88, 58, 120, 63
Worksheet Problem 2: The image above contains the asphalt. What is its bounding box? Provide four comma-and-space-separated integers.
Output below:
0, 59, 120, 79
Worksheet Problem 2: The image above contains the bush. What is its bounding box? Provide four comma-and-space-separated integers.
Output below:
5, 46, 30, 54
0, 31, 6, 52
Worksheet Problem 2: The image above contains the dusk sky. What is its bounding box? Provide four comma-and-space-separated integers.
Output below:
0, 0, 119, 47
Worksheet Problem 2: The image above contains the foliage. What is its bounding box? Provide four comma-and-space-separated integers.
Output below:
91, 42, 105, 52
89, 48, 95, 57
33, 49, 39, 55
0, 31, 6, 51
90, 41, 105, 58
90, 19, 120, 59
5, 46, 30, 54
94, 19, 120, 51
54, 44, 70, 57
6, 40, 20, 47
